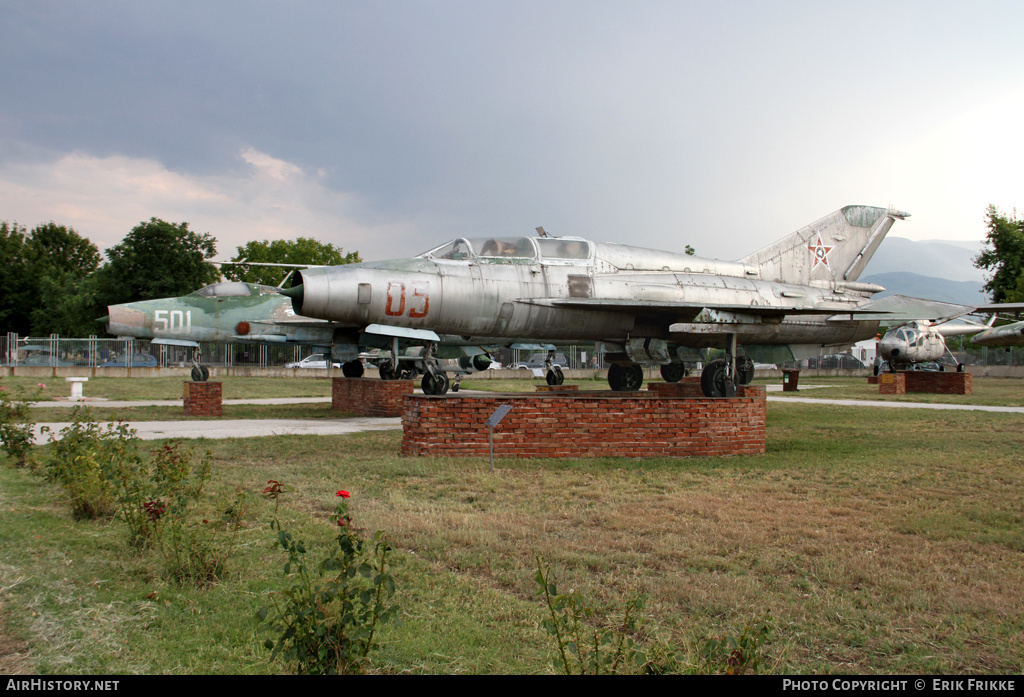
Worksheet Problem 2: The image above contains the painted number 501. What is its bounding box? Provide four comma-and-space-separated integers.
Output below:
154, 310, 192, 333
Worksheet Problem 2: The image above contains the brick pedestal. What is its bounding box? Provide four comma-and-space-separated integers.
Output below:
646, 377, 704, 397
877, 372, 905, 395
878, 371, 972, 395
401, 385, 766, 458
333, 377, 414, 417
905, 371, 972, 395
535, 384, 579, 392
184, 381, 222, 416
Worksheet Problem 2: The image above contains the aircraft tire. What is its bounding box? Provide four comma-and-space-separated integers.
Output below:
378, 359, 397, 380
546, 366, 564, 385
660, 362, 687, 383
422, 372, 450, 395
191, 366, 209, 382
957, 363, 964, 372
700, 359, 728, 398
608, 363, 643, 391
342, 360, 364, 378
737, 356, 755, 385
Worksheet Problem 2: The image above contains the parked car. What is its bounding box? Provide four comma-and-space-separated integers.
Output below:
513, 352, 569, 370
285, 354, 342, 369
98, 353, 159, 368
806, 353, 865, 370
3, 345, 77, 367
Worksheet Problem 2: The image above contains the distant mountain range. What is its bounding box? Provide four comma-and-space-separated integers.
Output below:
860, 237, 989, 306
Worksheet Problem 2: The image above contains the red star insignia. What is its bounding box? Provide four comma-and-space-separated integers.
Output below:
808, 235, 833, 269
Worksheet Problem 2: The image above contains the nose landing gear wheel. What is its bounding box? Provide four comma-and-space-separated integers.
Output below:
190, 366, 210, 382
421, 372, 450, 395
700, 359, 728, 397
378, 358, 397, 380
737, 356, 755, 385
660, 362, 687, 383
546, 366, 564, 385
608, 363, 644, 391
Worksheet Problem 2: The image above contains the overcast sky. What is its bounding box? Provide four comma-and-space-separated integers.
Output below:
2, 1, 1022, 263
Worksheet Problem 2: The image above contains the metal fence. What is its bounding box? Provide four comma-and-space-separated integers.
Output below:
4, 333, 1023, 370
2, 333, 313, 368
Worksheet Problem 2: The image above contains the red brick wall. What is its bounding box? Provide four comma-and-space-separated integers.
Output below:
877, 372, 906, 394
401, 385, 766, 458
905, 371, 973, 395
333, 377, 414, 417
878, 371, 972, 395
646, 377, 704, 398
183, 381, 222, 416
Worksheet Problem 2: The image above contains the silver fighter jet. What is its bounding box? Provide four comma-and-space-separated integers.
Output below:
285, 205, 912, 396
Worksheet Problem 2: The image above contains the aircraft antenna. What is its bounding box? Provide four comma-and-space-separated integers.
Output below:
535, 226, 550, 237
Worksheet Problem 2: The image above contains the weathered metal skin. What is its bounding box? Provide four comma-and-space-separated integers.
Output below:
106, 282, 336, 347
877, 321, 949, 367
971, 321, 1024, 347
289, 206, 907, 356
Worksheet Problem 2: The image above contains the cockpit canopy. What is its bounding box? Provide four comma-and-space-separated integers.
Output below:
192, 282, 277, 298
419, 237, 592, 262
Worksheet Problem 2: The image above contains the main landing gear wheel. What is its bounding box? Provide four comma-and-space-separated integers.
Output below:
342, 360, 364, 378
608, 363, 644, 391
546, 366, 565, 385
191, 366, 210, 382
660, 362, 687, 383
421, 372, 450, 395
737, 356, 755, 385
700, 359, 729, 398
957, 363, 964, 372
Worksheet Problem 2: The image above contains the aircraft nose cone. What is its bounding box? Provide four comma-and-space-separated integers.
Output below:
280, 283, 304, 314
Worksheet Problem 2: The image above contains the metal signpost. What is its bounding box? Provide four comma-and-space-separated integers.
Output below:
484, 404, 513, 472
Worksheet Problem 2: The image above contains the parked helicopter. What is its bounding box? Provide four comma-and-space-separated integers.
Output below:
283, 205, 918, 396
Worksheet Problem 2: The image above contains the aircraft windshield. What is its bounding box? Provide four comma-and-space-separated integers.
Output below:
421, 237, 537, 261
537, 238, 591, 260
195, 282, 253, 298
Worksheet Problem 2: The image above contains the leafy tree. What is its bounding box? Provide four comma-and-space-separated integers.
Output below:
974, 205, 1024, 303
0, 222, 31, 334
98, 218, 219, 306
1, 221, 103, 336
223, 238, 361, 287
24, 221, 102, 278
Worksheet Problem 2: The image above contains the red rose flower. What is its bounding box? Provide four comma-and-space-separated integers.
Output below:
336, 490, 351, 498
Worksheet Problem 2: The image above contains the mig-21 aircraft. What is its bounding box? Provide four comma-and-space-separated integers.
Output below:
283, 204, 918, 396
102, 280, 505, 385
968, 303, 1024, 348
102, 281, 337, 381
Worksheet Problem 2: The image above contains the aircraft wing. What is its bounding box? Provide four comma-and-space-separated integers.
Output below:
825, 295, 975, 323
251, 317, 336, 327
974, 302, 1024, 316
519, 298, 889, 320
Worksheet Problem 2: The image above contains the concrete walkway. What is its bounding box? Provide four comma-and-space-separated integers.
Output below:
33, 415, 401, 443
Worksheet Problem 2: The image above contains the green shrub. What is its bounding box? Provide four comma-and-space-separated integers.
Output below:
258, 486, 401, 674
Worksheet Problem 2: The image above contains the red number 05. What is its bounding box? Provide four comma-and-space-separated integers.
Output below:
385, 281, 429, 318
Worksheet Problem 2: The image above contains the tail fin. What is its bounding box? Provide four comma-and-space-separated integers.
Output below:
741, 205, 908, 286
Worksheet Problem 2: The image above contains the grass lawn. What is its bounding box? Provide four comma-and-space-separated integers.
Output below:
1, 389, 1022, 674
